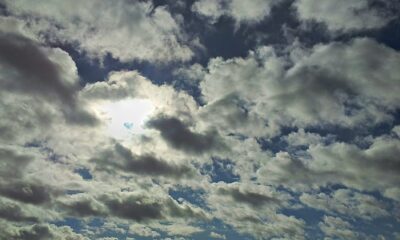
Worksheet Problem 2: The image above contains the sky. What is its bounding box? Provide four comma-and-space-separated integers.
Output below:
0, 0, 400, 239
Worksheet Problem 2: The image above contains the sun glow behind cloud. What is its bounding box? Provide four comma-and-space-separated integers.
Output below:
95, 98, 155, 139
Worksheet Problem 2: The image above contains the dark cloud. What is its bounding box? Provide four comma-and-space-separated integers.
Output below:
0, 182, 53, 205
92, 143, 194, 178
0, 201, 38, 222
0, 33, 98, 126
0, 33, 76, 104
218, 188, 281, 208
61, 199, 106, 217
147, 115, 226, 154
0, 147, 33, 178
60, 192, 207, 223
15, 224, 54, 240
102, 195, 163, 221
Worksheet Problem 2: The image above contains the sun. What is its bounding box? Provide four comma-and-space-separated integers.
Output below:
95, 98, 155, 139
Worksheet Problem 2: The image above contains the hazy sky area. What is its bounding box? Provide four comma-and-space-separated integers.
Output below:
0, 0, 400, 239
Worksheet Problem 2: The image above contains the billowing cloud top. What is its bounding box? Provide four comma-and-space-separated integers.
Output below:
0, 0, 399, 239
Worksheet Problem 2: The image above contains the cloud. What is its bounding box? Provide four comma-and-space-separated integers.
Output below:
151, 223, 203, 237
82, 70, 199, 118
91, 143, 194, 178
384, 187, 400, 201
0, 1, 399, 239
59, 191, 208, 223
216, 184, 282, 208
284, 128, 327, 146
210, 231, 226, 239
294, 0, 397, 32
0, 32, 97, 144
0, 222, 88, 240
0, 181, 54, 205
300, 189, 389, 220
3, 0, 195, 63
0, 32, 97, 125
319, 216, 358, 240
0, 34, 77, 104
204, 182, 303, 239
192, 0, 281, 25
59, 196, 107, 218
0, 199, 38, 222
258, 135, 400, 192
195, 38, 400, 136
147, 115, 226, 154
101, 194, 163, 222
0, 146, 33, 178
128, 224, 160, 238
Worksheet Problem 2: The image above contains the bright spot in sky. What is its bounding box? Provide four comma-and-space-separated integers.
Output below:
96, 99, 155, 139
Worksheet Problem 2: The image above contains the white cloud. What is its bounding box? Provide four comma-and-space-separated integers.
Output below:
295, 0, 395, 32
300, 189, 389, 220
210, 231, 226, 239
129, 224, 160, 238
195, 38, 400, 136
192, 0, 281, 25
319, 216, 358, 240
284, 129, 325, 146
0, 1, 399, 239
3, 0, 195, 63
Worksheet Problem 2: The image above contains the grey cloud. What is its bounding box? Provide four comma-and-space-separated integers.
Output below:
199, 94, 271, 137
60, 198, 107, 218
258, 136, 400, 192
218, 188, 281, 208
0, 33, 97, 126
0, 201, 38, 222
205, 183, 301, 239
319, 216, 358, 240
101, 195, 163, 222
71, 192, 207, 222
114, 143, 193, 178
16, 225, 54, 240
92, 143, 194, 178
164, 198, 209, 220
295, 0, 397, 32
147, 115, 226, 154
0, 223, 88, 240
3, 0, 194, 63
0, 182, 53, 205
59, 192, 208, 223
0, 34, 76, 104
0, 146, 33, 178
300, 189, 389, 220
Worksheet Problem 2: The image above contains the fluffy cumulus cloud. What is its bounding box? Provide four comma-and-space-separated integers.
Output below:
0, 0, 400, 239
196, 38, 400, 135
